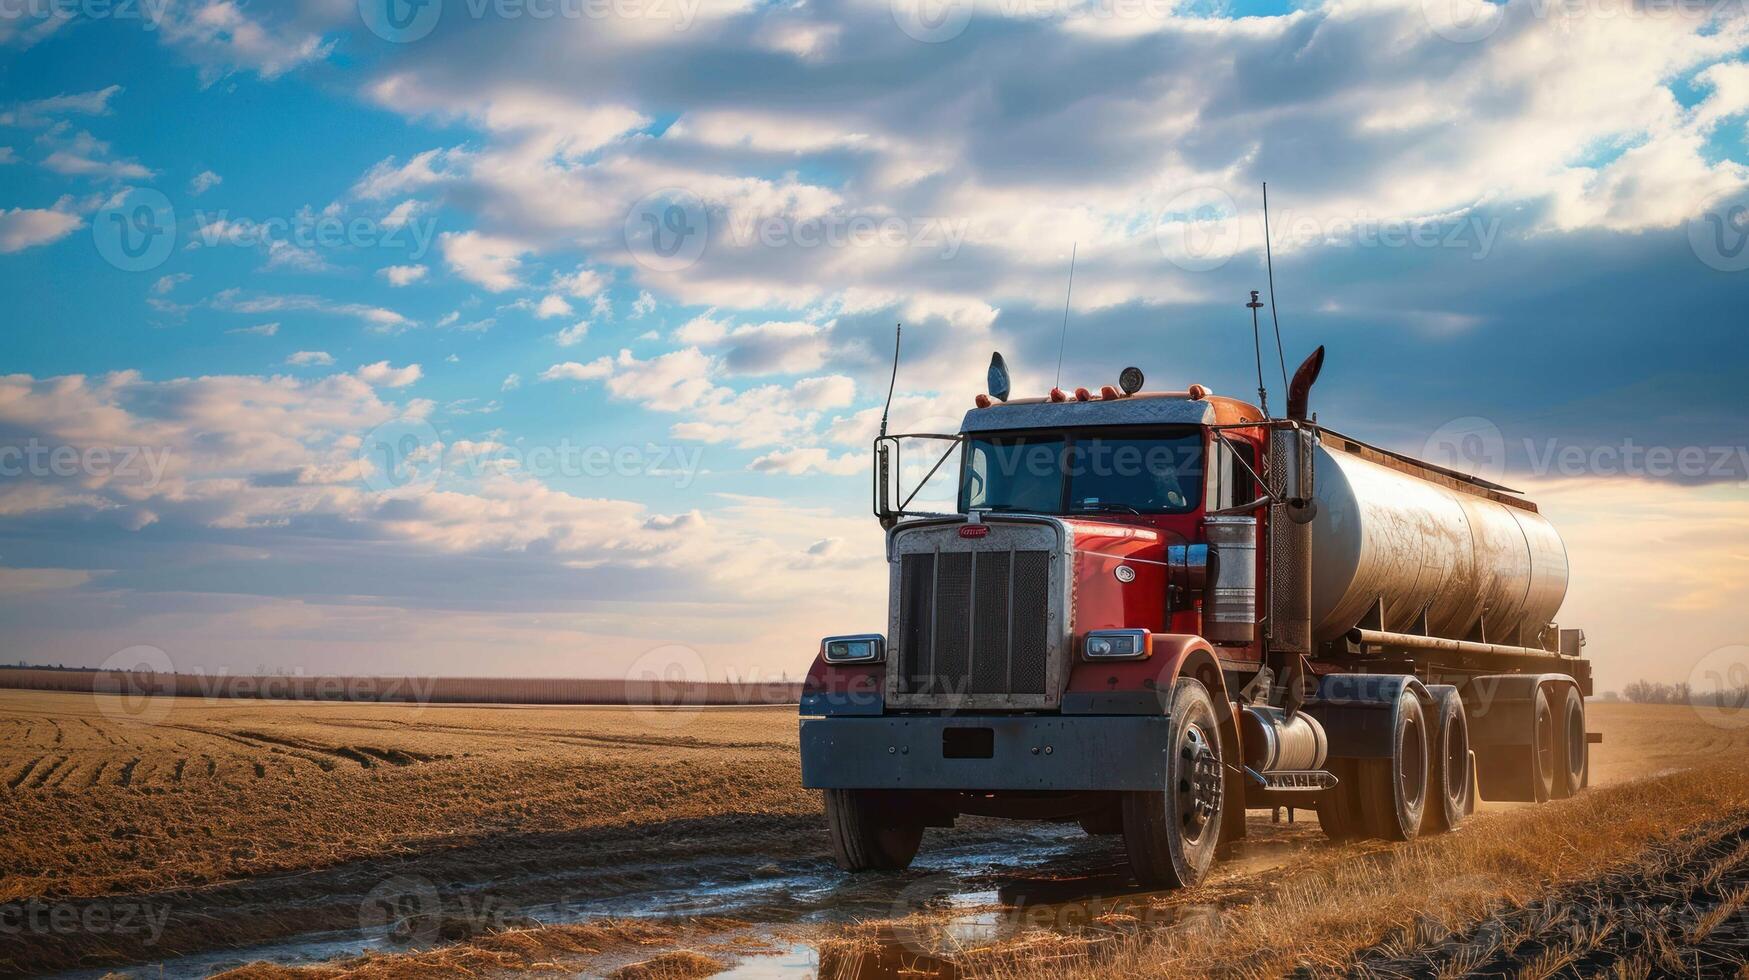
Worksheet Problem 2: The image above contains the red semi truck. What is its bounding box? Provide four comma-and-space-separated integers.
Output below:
799, 349, 1593, 887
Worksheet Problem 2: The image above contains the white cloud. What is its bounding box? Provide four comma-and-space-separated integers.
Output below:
380, 264, 429, 287
554, 267, 607, 298
189, 169, 222, 195
0, 207, 81, 253
157, 0, 334, 83
227, 322, 279, 337
440, 230, 527, 291
1, 85, 122, 126
287, 351, 334, 366
212, 290, 413, 331
748, 447, 864, 476
357, 361, 424, 388
502, 373, 522, 391
381, 199, 426, 230
553, 321, 589, 346
539, 359, 614, 382
631, 290, 656, 318
534, 294, 574, 319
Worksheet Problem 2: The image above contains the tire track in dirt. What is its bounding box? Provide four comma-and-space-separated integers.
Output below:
6, 755, 44, 790
1343, 816, 1749, 978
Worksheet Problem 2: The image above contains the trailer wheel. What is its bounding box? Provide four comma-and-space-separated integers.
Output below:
1531, 686, 1558, 803
1424, 689, 1471, 834
1316, 757, 1368, 841
823, 789, 923, 872
1121, 678, 1224, 888
1556, 685, 1587, 798
1357, 688, 1430, 841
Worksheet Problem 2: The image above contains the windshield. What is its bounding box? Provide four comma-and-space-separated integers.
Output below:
958, 429, 1205, 515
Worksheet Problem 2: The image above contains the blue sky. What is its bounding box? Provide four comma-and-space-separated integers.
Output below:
0, 0, 1746, 687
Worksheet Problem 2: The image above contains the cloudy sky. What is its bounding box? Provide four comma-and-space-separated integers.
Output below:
0, 0, 1745, 689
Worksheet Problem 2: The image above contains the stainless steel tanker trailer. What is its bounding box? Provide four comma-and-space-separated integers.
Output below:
799, 346, 1595, 887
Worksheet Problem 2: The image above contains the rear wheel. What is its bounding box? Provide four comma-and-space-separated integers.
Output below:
1424, 689, 1471, 833
1556, 685, 1587, 798
1121, 678, 1224, 888
1357, 689, 1430, 841
823, 789, 923, 872
1317, 757, 1369, 841
1531, 686, 1558, 803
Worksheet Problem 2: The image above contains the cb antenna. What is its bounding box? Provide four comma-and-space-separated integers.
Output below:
1247, 290, 1270, 418
1053, 243, 1077, 389
878, 324, 902, 439
1262, 182, 1289, 401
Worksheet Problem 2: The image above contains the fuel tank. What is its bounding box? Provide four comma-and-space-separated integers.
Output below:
1309, 445, 1568, 646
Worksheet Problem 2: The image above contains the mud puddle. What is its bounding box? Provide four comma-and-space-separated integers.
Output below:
75, 818, 1313, 979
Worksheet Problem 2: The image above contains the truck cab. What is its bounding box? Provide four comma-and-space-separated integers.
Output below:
800, 362, 1593, 888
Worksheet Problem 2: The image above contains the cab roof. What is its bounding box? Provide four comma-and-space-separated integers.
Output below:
960, 391, 1263, 433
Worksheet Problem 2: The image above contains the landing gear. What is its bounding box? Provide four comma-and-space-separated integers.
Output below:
824, 789, 923, 872
1122, 678, 1225, 888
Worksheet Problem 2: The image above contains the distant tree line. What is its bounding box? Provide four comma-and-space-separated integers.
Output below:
1618, 680, 1749, 708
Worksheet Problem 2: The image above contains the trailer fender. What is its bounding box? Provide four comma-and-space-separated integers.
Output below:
1302, 673, 1434, 759
1462, 673, 1574, 749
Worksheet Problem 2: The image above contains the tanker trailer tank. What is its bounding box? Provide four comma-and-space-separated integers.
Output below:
1307, 443, 1569, 648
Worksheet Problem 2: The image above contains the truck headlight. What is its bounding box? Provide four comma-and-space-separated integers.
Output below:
822, 634, 885, 664
1083, 629, 1150, 660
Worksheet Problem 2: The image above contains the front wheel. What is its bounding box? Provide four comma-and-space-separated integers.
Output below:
1121, 678, 1225, 888
823, 789, 923, 872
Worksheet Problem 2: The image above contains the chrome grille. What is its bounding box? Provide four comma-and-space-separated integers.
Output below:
889, 521, 1065, 708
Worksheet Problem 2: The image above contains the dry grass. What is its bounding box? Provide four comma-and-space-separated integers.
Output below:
0, 691, 809, 902
816, 757, 1749, 978
6, 693, 1748, 979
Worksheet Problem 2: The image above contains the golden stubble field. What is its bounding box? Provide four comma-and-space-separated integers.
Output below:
3, 690, 1748, 978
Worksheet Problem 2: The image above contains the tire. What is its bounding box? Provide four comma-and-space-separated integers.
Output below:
1556, 685, 1587, 798
1078, 806, 1124, 836
823, 789, 923, 872
1423, 689, 1471, 834
1356, 688, 1430, 841
1317, 757, 1369, 842
1530, 686, 1558, 803
1121, 678, 1225, 888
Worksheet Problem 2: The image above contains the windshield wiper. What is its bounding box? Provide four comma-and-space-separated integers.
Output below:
1070, 502, 1143, 515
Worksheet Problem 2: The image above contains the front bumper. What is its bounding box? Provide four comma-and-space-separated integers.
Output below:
799, 714, 1172, 792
